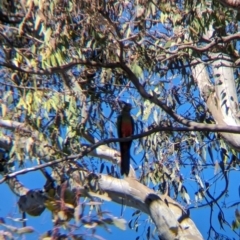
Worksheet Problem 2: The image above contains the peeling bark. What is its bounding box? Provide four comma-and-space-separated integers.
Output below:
80, 173, 204, 240
0, 119, 204, 239
192, 55, 240, 150
218, 0, 240, 9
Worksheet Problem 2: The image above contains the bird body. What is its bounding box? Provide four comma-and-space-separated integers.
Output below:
117, 104, 134, 176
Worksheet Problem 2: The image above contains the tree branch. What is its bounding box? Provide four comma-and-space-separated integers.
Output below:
0, 60, 121, 75
2, 120, 240, 183
83, 173, 203, 240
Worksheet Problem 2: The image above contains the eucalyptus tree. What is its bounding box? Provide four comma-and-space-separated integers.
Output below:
0, 0, 240, 239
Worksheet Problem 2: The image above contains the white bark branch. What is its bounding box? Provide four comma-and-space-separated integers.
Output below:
192, 55, 240, 150
79, 173, 204, 240
217, 0, 240, 9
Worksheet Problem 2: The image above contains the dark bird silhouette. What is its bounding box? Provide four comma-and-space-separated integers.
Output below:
117, 103, 134, 176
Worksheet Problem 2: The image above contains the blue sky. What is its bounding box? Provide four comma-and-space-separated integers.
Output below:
0, 169, 239, 239
0, 115, 239, 240
1, 6, 240, 239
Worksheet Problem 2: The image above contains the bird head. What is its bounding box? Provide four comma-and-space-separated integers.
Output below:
118, 100, 132, 112
122, 102, 132, 112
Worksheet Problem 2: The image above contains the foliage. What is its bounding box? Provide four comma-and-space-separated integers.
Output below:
0, 0, 240, 239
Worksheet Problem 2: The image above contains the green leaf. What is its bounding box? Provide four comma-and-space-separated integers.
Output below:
44, 28, 52, 43
131, 63, 143, 79
165, 41, 172, 48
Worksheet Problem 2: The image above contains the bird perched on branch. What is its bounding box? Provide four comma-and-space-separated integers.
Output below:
117, 102, 134, 176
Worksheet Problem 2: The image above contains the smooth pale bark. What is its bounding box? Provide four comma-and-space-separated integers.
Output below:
84, 144, 120, 163
0, 118, 203, 239
217, 0, 240, 9
192, 55, 240, 150
76, 173, 203, 240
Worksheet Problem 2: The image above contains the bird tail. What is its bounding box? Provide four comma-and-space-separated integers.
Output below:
120, 144, 130, 176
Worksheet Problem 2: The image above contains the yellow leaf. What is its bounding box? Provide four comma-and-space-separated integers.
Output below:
113, 218, 126, 230
25, 137, 34, 154
17, 226, 34, 234
58, 211, 67, 220
64, 203, 75, 209
84, 222, 97, 229
1, 103, 7, 117
44, 28, 52, 43
45, 200, 58, 211
26, 92, 33, 104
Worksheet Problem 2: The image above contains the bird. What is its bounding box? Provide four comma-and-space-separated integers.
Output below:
117, 103, 134, 176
